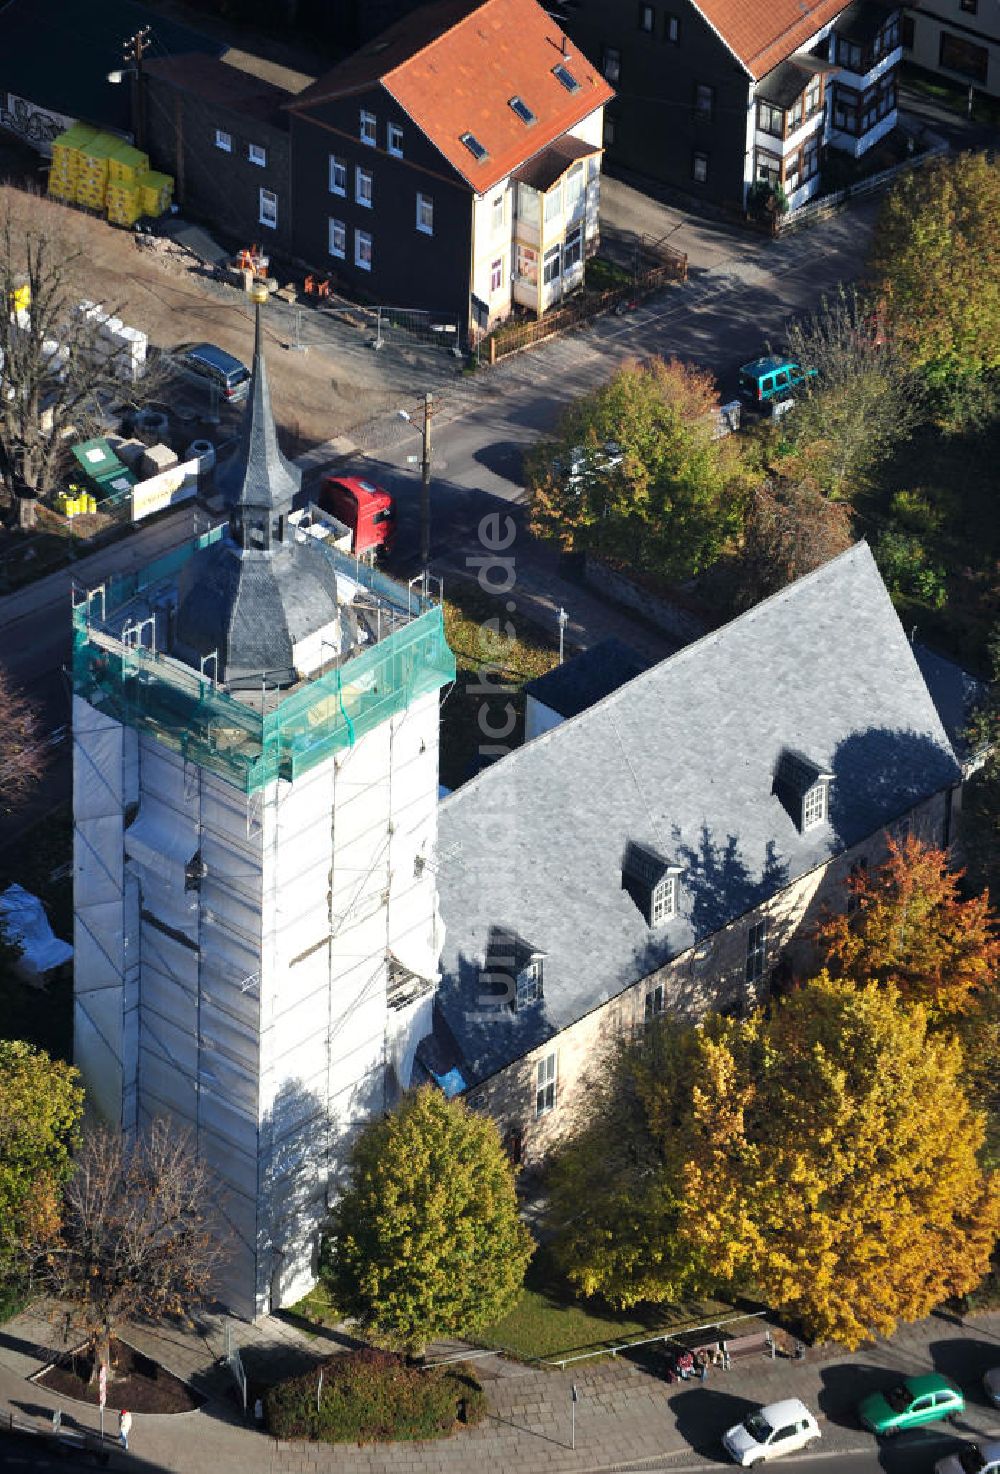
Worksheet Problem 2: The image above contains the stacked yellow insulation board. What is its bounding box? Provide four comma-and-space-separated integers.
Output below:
47, 128, 173, 226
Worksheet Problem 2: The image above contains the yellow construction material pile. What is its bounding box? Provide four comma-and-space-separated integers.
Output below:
48, 127, 174, 227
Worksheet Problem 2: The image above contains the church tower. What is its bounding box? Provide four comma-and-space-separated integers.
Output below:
71, 304, 454, 1316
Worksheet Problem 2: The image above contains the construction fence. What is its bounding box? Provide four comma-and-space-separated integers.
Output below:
478, 250, 688, 365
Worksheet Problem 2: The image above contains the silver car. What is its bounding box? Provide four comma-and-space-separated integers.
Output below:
935, 1438, 1000, 1474
723, 1398, 821, 1466
174, 342, 250, 404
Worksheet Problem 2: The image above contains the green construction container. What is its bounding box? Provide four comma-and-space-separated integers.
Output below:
70, 438, 137, 500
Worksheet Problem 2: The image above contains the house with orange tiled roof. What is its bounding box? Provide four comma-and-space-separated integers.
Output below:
561, 0, 903, 213
286, 0, 613, 336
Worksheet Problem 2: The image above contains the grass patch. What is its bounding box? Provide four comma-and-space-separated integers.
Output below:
285, 1284, 342, 1334
903, 61, 1000, 127
440, 577, 559, 790
585, 257, 633, 292
475, 1248, 735, 1363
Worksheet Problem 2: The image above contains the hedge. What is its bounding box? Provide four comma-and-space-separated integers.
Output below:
264, 1348, 486, 1444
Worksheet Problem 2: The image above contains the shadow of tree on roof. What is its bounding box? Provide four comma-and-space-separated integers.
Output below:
826, 727, 960, 851
672, 823, 789, 941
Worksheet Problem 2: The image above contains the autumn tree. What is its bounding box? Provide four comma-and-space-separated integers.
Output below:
0, 212, 155, 523
814, 835, 999, 1018
34, 1120, 229, 1380
0, 663, 48, 814
550, 979, 998, 1346
779, 285, 925, 497
527, 356, 747, 583
322, 1086, 533, 1354
0, 1041, 83, 1285
548, 1013, 761, 1307
730, 976, 999, 1347
868, 152, 1000, 389
734, 476, 854, 611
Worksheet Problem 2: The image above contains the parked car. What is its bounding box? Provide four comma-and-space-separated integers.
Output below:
174, 342, 250, 404
722, 1398, 821, 1465
935, 1437, 1000, 1474
561, 440, 624, 495
984, 1368, 1000, 1406
858, 1373, 965, 1436
737, 356, 815, 415
319, 475, 396, 557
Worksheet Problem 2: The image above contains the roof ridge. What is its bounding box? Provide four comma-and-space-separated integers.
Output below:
439, 542, 886, 813
382, 0, 494, 82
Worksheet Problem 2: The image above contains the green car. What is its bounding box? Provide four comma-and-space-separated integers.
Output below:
858, 1373, 965, 1436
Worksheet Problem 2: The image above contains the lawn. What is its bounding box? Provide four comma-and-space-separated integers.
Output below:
474, 1248, 736, 1364
440, 576, 560, 790
902, 61, 1000, 128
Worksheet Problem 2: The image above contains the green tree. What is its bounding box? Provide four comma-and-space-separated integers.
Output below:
323, 1086, 533, 1353
0, 1041, 83, 1281
868, 153, 1000, 389
962, 621, 1000, 898
780, 285, 925, 496
527, 357, 747, 583
813, 836, 999, 1018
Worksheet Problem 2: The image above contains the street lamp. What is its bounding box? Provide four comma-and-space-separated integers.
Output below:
398, 394, 433, 584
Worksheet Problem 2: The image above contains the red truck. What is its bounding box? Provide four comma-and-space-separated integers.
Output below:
319, 475, 397, 557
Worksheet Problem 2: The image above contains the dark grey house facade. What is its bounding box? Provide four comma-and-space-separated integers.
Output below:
561, 0, 904, 213
144, 55, 302, 256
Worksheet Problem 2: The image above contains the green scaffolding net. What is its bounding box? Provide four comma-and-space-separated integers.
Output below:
73, 528, 456, 793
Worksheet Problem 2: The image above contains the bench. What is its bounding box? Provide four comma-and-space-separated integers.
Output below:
720, 1329, 773, 1363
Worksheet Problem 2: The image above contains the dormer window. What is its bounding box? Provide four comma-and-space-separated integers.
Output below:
485, 925, 545, 1011
622, 841, 681, 927
774, 749, 834, 833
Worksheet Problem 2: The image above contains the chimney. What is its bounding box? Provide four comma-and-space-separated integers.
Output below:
562, 34, 571, 58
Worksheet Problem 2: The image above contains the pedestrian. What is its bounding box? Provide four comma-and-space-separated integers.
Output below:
118, 1408, 132, 1452
697, 1351, 709, 1384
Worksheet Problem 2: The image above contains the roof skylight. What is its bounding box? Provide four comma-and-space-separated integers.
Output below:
509, 95, 537, 124
460, 131, 489, 161
553, 63, 580, 92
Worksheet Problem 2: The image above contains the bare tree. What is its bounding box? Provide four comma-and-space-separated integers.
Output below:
0, 212, 158, 527
780, 284, 925, 498
0, 663, 48, 813
33, 1120, 229, 1382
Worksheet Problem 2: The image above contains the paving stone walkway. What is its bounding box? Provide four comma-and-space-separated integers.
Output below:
2, 1301, 999, 1473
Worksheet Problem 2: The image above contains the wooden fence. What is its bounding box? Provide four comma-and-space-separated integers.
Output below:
481, 248, 688, 365
776, 138, 949, 232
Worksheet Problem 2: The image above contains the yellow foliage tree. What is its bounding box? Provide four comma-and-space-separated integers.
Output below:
741, 974, 999, 1347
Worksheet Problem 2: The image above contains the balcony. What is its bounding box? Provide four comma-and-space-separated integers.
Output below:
835, 43, 902, 88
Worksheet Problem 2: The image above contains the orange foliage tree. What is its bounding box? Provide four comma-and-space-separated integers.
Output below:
813, 835, 999, 1018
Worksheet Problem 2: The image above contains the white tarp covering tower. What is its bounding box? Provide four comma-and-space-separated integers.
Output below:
72, 304, 455, 1317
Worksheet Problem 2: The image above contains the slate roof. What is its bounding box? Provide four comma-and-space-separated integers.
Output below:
288, 0, 613, 193
692, 0, 851, 80
434, 544, 961, 1086
0, 0, 219, 132
524, 637, 648, 720
912, 642, 990, 771
174, 305, 337, 691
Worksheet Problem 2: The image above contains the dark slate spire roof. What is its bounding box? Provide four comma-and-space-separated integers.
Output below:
215, 303, 301, 513
173, 303, 339, 690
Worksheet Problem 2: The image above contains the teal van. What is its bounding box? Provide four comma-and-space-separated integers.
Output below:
738, 356, 815, 413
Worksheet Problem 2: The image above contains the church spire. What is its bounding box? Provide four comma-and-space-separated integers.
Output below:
214, 294, 301, 516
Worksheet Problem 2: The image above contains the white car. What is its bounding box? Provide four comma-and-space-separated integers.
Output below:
984, 1368, 1000, 1406
723, 1398, 821, 1466
936, 1438, 1000, 1474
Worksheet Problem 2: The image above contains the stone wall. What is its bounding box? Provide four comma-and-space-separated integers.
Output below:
584, 557, 710, 647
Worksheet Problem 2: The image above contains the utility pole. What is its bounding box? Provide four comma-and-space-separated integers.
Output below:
122, 25, 152, 151
420, 392, 433, 585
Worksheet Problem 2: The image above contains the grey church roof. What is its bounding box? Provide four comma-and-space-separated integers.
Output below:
524, 638, 648, 721
173, 304, 337, 689
434, 543, 961, 1087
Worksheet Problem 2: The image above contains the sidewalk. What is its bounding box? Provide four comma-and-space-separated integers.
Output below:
2, 1300, 999, 1474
